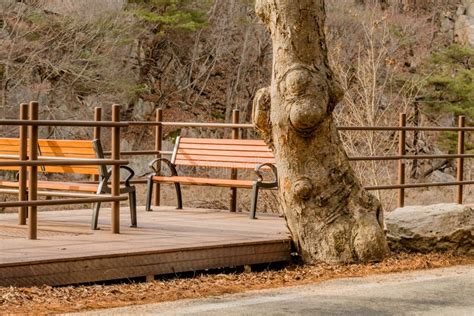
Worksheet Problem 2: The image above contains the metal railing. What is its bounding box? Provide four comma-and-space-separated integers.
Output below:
99, 109, 472, 211
0, 102, 128, 239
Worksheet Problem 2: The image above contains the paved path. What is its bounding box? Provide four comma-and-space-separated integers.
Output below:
79, 265, 474, 315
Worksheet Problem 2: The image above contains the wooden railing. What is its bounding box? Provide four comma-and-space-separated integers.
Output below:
0, 102, 129, 239
99, 108, 472, 211
2, 104, 471, 240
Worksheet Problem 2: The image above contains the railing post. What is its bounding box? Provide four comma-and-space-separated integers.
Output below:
111, 104, 121, 234
18, 103, 28, 225
93, 107, 102, 182
93, 107, 102, 140
456, 115, 465, 204
153, 108, 163, 207
397, 113, 406, 208
230, 109, 239, 212
28, 101, 39, 240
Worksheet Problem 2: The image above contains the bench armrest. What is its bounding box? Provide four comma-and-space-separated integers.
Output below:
148, 158, 178, 176
105, 166, 135, 187
255, 163, 278, 188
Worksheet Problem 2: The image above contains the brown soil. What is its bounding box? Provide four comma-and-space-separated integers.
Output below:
0, 252, 473, 314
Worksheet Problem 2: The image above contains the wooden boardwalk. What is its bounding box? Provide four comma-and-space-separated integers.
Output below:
0, 207, 290, 287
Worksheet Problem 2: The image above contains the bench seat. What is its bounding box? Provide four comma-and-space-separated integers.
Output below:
152, 176, 254, 189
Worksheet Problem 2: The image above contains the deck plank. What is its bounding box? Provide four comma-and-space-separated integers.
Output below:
0, 207, 290, 286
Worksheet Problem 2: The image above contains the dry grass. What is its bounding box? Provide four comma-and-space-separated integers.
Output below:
0, 252, 472, 314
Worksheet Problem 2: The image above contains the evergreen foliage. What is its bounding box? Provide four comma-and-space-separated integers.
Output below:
422, 44, 474, 118
421, 44, 473, 152
129, 0, 209, 32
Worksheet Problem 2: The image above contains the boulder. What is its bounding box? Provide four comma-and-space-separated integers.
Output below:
426, 170, 455, 184
386, 204, 473, 255
467, 3, 474, 17
455, 15, 474, 47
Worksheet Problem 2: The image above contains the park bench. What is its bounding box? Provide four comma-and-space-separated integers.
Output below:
145, 137, 278, 219
0, 138, 137, 230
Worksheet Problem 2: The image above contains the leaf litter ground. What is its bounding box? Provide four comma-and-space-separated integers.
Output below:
0, 252, 472, 314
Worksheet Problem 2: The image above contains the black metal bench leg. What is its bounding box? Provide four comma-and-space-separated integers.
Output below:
250, 182, 259, 219
91, 202, 101, 230
145, 175, 154, 212
129, 190, 137, 227
175, 183, 183, 209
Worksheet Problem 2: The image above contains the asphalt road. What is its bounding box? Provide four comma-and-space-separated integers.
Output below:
80, 265, 474, 315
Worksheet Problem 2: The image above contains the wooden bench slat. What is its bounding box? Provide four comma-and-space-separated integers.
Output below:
179, 143, 272, 152
0, 144, 20, 151
177, 149, 275, 158
37, 151, 96, 158
37, 139, 97, 148
0, 151, 21, 156
0, 139, 21, 146
180, 138, 267, 146
0, 165, 99, 174
176, 154, 275, 164
174, 159, 267, 170
0, 166, 21, 171
0, 180, 98, 192
152, 176, 254, 188
41, 166, 100, 175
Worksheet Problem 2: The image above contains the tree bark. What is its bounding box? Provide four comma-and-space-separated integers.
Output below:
253, 0, 389, 264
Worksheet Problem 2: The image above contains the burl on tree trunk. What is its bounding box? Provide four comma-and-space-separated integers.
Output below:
253, 0, 389, 263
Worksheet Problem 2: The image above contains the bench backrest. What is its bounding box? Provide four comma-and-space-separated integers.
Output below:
0, 138, 104, 176
0, 138, 25, 172
172, 137, 275, 169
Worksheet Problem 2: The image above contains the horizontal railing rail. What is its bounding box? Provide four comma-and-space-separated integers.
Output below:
0, 158, 128, 166
0, 195, 127, 208
127, 120, 474, 132
364, 180, 474, 190
0, 120, 128, 127
348, 154, 474, 161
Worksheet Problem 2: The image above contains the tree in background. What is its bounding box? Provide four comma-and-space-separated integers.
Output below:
253, 0, 389, 264
423, 44, 474, 118
422, 44, 473, 152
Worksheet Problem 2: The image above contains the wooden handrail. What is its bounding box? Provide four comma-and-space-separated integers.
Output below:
0, 158, 129, 166
365, 180, 474, 190
349, 154, 474, 161
0, 195, 127, 208
1, 103, 472, 229
0, 120, 128, 127
128, 120, 474, 132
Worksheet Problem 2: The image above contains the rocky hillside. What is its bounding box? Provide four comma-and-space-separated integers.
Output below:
1, 0, 472, 208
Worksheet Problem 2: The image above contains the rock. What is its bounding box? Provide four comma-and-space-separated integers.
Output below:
32, 0, 126, 16
462, 0, 474, 7
386, 204, 474, 255
454, 15, 474, 47
426, 170, 455, 183
457, 5, 466, 16
467, 3, 474, 17
440, 17, 454, 35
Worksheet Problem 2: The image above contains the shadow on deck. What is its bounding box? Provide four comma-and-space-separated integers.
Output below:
0, 207, 291, 287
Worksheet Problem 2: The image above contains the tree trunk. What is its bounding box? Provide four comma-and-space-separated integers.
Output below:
253, 0, 389, 264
